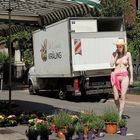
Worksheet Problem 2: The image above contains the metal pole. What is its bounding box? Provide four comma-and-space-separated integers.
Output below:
8, 0, 12, 113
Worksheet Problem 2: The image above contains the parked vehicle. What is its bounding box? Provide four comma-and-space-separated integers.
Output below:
28, 17, 127, 99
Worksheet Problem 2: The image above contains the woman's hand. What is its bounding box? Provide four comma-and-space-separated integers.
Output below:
129, 78, 133, 85
113, 50, 118, 58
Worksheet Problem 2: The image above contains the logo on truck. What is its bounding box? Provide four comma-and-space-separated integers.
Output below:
40, 39, 47, 62
40, 39, 63, 61
74, 39, 82, 55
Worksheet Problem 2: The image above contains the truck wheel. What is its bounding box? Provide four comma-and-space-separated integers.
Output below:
59, 90, 66, 100
100, 93, 109, 103
29, 83, 39, 95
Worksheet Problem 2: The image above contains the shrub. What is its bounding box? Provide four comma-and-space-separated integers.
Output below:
0, 51, 8, 64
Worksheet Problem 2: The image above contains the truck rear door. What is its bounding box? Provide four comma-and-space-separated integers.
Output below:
70, 18, 126, 73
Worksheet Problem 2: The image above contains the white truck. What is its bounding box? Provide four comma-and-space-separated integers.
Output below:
28, 17, 127, 99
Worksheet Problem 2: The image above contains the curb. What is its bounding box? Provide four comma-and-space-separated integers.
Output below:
107, 99, 140, 106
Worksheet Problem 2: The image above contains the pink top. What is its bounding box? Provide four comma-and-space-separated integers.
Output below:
111, 71, 128, 92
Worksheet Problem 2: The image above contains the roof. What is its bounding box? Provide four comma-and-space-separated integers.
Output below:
0, 0, 100, 36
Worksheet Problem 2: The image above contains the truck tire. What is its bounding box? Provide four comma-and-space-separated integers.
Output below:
29, 82, 39, 95
58, 89, 66, 100
99, 93, 109, 103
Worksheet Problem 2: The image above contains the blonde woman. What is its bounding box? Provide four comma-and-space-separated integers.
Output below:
110, 38, 133, 119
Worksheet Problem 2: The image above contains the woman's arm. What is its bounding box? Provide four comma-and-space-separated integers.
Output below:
128, 52, 133, 85
110, 52, 118, 67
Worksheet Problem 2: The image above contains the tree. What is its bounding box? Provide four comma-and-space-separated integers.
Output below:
127, 10, 140, 58
99, 0, 132, 17
99, 0, 139, 57
0, 30, 33, 64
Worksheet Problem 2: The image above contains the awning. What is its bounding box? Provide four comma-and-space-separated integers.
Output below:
0, 0, 95, 36
70, 0, 101, 10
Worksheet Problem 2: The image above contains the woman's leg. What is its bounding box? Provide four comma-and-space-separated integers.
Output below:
112, 85, 120, 112
119, 76, 129, 118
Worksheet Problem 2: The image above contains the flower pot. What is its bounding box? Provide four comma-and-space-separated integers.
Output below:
120, 127, 127, 136
60, 126, 68, 135
105, 122, 118, 134
78, 132, 84, 140
96, 129, 105, 137
87, 130, 94, 140
57, 130, 65, 139
83, 125, 88, 135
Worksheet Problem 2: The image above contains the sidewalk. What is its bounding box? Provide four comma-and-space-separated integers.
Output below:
107, 88, 140, 105
126, 94, 140, 105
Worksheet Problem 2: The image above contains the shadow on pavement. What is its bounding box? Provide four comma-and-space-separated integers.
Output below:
38, 91, 114, 103
0, 99, 79, 115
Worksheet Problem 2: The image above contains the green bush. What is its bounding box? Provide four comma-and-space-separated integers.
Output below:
0, 52, 8, 63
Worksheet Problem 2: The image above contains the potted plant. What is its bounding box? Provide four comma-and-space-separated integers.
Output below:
65, 124, 75, 140
118, 119, 127, 136
0, 114, 6, 127
7, 115, 17, 127
79, 112, 92, 136
75, 122, 84, 140
95, 117, 105, 137
87, 121, 96, 140
18, 112, 30, 124
36, 122, 51, 140
0, 118, 7, 127
25, 126, 39, 140
103, 109, 119, 134
53, 112, 72, 139
65, 115, 78, 140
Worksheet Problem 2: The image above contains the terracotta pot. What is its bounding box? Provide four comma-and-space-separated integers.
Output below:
60, 126, 68, 135
120, 127, 127, 136
57, 130, 65, 139
105, 122, 118, 134
83, 125, 88, 135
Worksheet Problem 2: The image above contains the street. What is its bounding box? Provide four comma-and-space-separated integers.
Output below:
0, 89, 140, 140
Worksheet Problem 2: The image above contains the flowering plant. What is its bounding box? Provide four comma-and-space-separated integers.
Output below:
25, 126, 39, 139
28, 117, 51, 138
